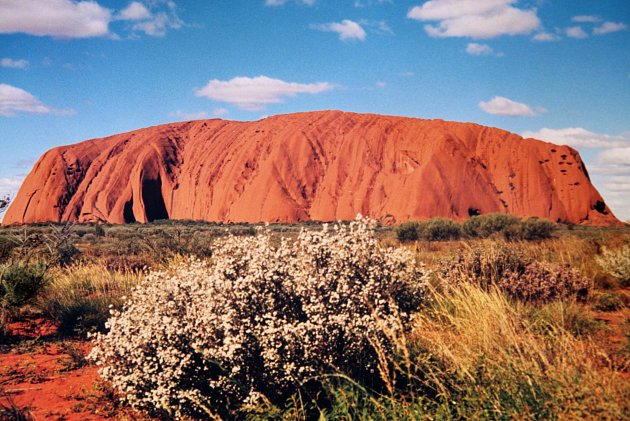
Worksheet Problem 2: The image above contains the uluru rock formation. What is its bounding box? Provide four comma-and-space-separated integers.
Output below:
3, 111, 619, 225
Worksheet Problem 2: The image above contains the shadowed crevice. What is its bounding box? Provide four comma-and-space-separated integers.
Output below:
142, 176, 169, 222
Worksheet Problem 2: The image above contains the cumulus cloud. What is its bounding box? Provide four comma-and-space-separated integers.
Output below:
123, 1, 183, 37
407, 0, 540, 39
313, 20, 367, 41
565, 26, 588, 39
118, 2, 151, 21
593, 21, 627, 35
479, 96, 540, 117
195, 76, 333, 111
0, 84, 49, 116
466, 42, 494, 55
0, 0, 183, 39
0, 83, 75, 117
0, 0, 111, 38
1, 58, 29, 69
521, 128, 630, 149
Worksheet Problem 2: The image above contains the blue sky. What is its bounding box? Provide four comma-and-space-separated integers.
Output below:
1, 0, 629, 220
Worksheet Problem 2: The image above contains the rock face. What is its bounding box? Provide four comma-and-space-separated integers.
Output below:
3, 111, 619, 225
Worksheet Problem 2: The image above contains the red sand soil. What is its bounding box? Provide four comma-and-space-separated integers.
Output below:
0, 318, 140, 420
3, 110, 620, 226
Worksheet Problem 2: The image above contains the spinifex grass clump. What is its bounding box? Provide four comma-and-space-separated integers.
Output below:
90, 218, 428, 418
41, 264, 142, 336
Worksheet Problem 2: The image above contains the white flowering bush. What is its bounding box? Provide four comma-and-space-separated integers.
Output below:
596, 244, 630, 287
89, 218, 428, 418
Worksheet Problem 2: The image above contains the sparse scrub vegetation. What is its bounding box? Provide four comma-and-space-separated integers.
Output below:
441, 243, 589, 303
0, 219, 627, 418
397, 214, 556, 242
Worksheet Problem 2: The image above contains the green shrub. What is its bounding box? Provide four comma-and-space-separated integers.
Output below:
519, 217, 555, 240
421, 218, 462, 241
463, 213, 520, 239
1, 262, 48, 307
396, 222, 419, 242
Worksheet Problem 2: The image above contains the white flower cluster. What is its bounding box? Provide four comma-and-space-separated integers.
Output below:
89, 217, 428, 418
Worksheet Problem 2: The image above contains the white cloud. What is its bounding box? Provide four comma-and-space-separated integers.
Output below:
195, 76, 333, 111
0, 0, 183, 39
0, 175, 25, 220
593, 21, 627, 35
399, 71, 415, 77
565, 26, 588, 39
572, 15, 600, 23
407, 0, 540, 39
313, 20, 367, 41
522, 128, 630, 149
598, 147, 630, 166
1, 58, 29, 69
603, 175, 630, 192
132, 12, 182, 37
265, 0, 315, 6
466, 42, 494, 55
0, 83, 76, 117
118, 2, 151, 21
532, 31, 559, 42
479, 96, 539, 117
0, 84, 75, 117
126, 1, 183, 37
0, 176, 24, 196
595, 148, 630, 220
0, 0, 111, 38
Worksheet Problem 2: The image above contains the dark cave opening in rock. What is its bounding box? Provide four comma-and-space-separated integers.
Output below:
593, 200, 608, 215
123, 198, 136, 223
142, 176, 169, 222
